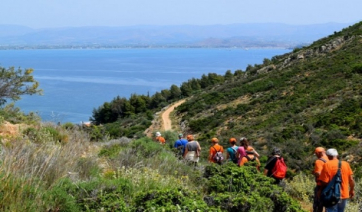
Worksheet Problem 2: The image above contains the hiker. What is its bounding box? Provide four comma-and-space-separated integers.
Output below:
174, 133, 188, 157
237, 137, 259, 165
239, 137, 260, 157
318, 148, 354, 212
263, 147, 287, 185
209, 137, 224, 164
155, 131, 166, 145
183, 135, 201, 165
226, 138, 239, 164
313, 147, 329, 212
239, 146, 261, 171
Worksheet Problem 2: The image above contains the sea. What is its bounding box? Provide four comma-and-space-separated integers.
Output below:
0, 48, 290, 123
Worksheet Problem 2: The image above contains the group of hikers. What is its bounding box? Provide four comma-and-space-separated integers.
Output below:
156, 132, 287, 184
156, 132, 355, 212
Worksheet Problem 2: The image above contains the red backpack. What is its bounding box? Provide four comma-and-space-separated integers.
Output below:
271, 157, 287, 179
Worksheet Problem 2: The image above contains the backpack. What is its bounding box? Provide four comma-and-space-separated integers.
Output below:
213, 146, 224, 164
231, 147, 238, 163
271, 157, 287, 180
321, 160, 342, 207
244, 155, 256, 162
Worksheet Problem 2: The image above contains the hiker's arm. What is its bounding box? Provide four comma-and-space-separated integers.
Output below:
349, 175, 355, 198
183, 147, 188, 158
197, 142, 201, 151
226, 151, 230, 160
314, 172, 321, 183
253, 150, 260, 158
263, 169, 268, 176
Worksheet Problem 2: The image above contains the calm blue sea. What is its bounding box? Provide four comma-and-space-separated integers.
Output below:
0, 48, 289, 123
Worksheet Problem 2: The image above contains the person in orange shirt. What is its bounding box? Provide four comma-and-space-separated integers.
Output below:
208, 137, 224, 164
313, 147, 329, 212
239, 146, 260, 171
319, 148, 355, 212
155, 131, 166, 145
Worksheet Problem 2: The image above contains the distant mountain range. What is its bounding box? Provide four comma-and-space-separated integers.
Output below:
0, 23, 353, 49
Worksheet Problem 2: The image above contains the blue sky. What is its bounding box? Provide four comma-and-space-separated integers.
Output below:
1, 0, 361, 28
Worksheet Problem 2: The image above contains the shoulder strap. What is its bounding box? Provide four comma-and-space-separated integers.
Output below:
319, 158, 327, 163
213, 146, 220, 152
245, 155, 250, 161
231, 147, 237, 153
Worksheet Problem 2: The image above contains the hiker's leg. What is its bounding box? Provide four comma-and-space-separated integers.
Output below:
325, 204, 338, 212
337, 199, 347, 212
313, 186, 324, 212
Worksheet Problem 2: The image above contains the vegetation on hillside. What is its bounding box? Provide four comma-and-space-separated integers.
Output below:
1, 21, 362, 211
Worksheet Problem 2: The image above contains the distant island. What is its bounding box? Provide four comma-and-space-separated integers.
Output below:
0, 22, 352, 50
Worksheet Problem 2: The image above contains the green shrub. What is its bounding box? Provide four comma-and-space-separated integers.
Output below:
203, 163, 306, 212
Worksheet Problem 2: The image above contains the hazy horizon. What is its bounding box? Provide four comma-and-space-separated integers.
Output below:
1, 0, 361, 28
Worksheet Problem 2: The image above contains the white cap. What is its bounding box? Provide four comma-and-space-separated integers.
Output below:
155, 132, 161, 137
326, 148, 338, 156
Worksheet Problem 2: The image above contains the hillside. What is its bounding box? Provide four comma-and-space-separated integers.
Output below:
175, 21, 362, 173
1, 21, 362, 211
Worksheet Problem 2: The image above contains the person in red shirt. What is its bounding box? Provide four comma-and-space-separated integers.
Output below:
312, 147, 329, 212
208, 137, 224, 163
319, 148, 355, 212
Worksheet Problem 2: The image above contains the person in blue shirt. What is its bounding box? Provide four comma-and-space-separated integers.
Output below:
174, 133, 188, 158
226, 138, 239, 164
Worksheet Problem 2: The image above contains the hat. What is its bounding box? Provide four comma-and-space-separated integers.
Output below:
314, 147, 325, 154
229, 138, 237, 143
211, 137, 219, 143
326, 148, 338, 157
272, 147, 281, 155
155, 132, 161, 137
186, 135, 194, 141
178, 133, 183, 137
239, 137, 247, 141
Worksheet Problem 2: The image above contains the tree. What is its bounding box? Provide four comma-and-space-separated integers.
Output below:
0, 66, 42, 105
170, 84, 181, 100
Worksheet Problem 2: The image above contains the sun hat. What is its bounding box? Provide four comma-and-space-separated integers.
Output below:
211, 137, 219, 143
314, 147, 325, 154
155, 132, 161, 137
178, 133, 183, 137
326, 148, 338, 157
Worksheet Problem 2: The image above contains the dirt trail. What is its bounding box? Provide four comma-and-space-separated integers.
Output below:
162, 99, 186, 131
145, 99, 186, 137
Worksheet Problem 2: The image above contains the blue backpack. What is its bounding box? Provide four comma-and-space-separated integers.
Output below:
321, 160, 341, 207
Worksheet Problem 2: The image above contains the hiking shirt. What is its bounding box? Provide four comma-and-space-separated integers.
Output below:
174, 139, 188, 154
319, 159, 353, 199
237, 146, 246, 164
156, 136, 166, 144
209, 144, 224, 163
185, 141, 199, 152
226, 146, 239, 163
313, 155, 329, 186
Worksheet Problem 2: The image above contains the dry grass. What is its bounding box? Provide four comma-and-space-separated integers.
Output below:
0, 124, 99, 210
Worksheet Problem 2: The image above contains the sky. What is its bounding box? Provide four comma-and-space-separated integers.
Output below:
1, 0, 361, 28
